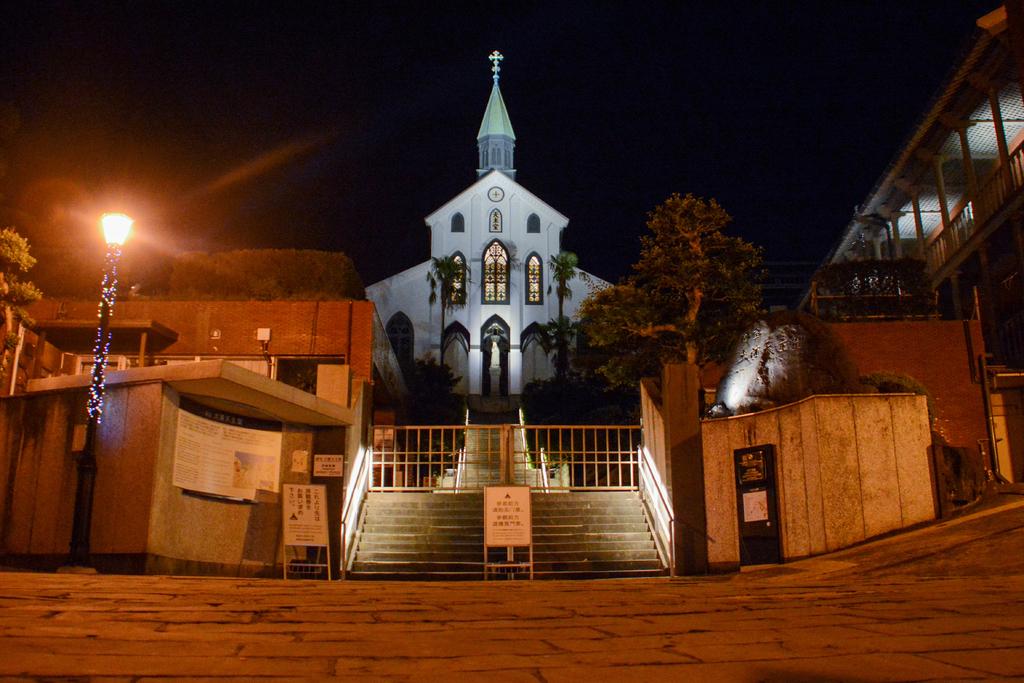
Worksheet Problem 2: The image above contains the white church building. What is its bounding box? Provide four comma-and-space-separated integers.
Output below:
367, 52, 606, 404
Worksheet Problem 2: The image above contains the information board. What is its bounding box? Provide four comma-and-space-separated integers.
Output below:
282, 484, 329, 547
484, 486, 532, 547
172, 398, 282, 501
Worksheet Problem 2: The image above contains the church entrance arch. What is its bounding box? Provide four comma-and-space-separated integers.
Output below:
520, 322, 551, 386
443, 322, 470, 394
386, 312, 414, 378
480, 315, 510, 397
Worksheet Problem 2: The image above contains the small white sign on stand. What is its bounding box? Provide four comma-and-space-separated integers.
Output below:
484, 485, 533, 580
282, 484, 331, 580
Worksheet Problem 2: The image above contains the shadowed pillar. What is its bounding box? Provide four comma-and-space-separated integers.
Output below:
662, 363, 708, 575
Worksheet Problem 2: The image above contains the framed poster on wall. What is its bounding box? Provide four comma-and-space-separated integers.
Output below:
172, 397, 282, 501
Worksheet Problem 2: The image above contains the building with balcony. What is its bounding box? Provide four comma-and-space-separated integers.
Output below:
824, 6, 1024, 364
818, 5, 1024, 482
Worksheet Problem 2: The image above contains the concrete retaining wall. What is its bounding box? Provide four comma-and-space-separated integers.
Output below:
0, 383, 163, 558
702, 393, 935, 571
0, 367, 357, 576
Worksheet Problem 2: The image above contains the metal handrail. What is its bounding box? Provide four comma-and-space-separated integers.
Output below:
637, 444, 675, 574
339, 444, 371, 579
539, 447, 550, 493
454, 446, 467, 493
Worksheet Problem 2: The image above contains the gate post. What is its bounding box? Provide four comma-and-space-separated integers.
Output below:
663, 363, 708, 575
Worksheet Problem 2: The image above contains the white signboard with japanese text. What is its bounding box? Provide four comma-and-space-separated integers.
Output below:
313, 454, 345, 477
484, 486, 532, 547
282, 484, 329, 547
172, 398, 282, 501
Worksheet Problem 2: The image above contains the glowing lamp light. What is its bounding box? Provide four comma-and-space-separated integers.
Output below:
101, 213, 133, 245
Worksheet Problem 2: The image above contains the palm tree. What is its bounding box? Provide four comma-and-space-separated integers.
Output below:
427, 255, 468, 362
547, 251, 578, 379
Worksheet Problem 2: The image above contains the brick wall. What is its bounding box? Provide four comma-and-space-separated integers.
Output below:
830, 320, 987, 450
30, 299, 377, 384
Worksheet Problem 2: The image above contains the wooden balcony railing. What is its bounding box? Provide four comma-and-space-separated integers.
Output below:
928, 139, 1024, 276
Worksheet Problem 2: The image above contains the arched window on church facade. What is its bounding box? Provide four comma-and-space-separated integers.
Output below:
482, 240, 509, 304
527, 213, 540, 233
451, 252, 466, 303
385, 312, 414, 372
526, 253, 543, 305
451, 212, 464, 233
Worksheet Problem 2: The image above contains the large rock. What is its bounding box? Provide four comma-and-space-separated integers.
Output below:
709, 312, 860, 416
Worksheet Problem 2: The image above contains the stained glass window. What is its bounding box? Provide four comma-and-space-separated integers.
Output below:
489, 208, 502, 233
526, 253, 542, 305
483, 241, 509, 304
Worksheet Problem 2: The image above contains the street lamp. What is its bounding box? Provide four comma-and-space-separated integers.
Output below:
67, 212, 133, 567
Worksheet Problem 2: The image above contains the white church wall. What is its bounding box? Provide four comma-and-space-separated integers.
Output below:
365, 260, 434, 362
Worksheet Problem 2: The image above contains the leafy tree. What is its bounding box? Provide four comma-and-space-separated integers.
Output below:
0, 228, 42, 385
404, 357, 465, 424
580, 193, 762, 386
521, 372, 638, 425
168, 249, 364, 300
546, 250, 578, 379
426, 255, 468, 361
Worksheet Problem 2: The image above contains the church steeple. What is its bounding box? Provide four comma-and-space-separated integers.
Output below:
477, 51, 516, 179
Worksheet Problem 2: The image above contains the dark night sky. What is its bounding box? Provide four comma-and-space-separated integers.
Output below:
0, 2, 1003, 288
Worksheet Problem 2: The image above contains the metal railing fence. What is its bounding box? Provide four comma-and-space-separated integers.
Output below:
371, 425, 479, 491
369, 424, 641, 492
514, 425, 641, 490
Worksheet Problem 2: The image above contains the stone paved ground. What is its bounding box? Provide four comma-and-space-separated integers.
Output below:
1, 497, 1023, 681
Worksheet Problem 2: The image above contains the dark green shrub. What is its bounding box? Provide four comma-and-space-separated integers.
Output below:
168, 249, 365, 300
521, 373, 639, 425
404, 358, 465, 425
860, 371, 936, 422
813, 258, 934, 320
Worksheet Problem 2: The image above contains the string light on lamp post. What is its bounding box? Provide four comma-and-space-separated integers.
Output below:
86, 213, 132, 424
67, 212, 132, 569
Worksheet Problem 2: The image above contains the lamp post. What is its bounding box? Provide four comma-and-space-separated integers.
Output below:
67, 213, 132, 567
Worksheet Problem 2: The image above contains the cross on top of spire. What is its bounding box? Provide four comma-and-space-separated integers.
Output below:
489, 51, 504, 84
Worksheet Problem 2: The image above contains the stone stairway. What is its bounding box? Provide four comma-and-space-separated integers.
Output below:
460, 428, 503, 488
348, 492, 484, 580
348, 490, 666, 580
529, 491, 666, 579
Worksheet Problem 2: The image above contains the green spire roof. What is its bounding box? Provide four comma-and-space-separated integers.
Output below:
477, 83, 516, 141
